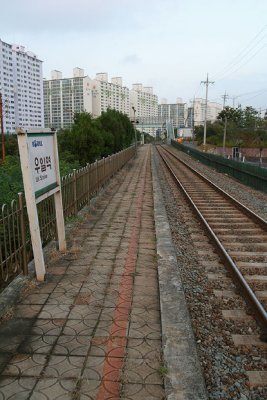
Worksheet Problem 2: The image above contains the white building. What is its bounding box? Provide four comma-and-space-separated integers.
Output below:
43, 68, 93, 129
91, 73, 130, 117
0, 39, 44, 133
191, 98, 223, 126
130, 84, 158, 135
158, 99, 187, 129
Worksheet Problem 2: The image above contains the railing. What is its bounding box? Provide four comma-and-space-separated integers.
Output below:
0, 146, 135, 289
171, 140, 267, 193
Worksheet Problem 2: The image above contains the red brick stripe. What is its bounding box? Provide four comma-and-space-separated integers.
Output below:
96, 151, 149, 399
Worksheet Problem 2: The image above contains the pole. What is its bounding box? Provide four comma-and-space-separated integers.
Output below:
132, 106, 137, 154
192, 96, 195, 141
223, 116, 227, 155
221, 92, 229, 156
221, 91, 229, 109
201, 73, 214, 147
0, 92, 5, 162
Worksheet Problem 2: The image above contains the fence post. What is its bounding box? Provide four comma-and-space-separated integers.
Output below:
96, 160, 99, 192
103, 157, 106, 186
73, 169, 78, 216
87, 163, 90, 204
108, 155, 110, 180
18, 193, 27, 275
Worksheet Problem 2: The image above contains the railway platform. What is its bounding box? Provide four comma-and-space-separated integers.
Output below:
0, 145, 207, 399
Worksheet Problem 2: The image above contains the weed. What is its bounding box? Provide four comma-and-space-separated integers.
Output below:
159, 365, 168, 378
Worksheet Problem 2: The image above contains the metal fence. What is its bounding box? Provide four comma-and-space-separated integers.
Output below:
0, 146, 135, 288
171, 140, 267, 193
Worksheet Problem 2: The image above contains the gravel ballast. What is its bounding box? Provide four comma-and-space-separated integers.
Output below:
153, 145, 267, 400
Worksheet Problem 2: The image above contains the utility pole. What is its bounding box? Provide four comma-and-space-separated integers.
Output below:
221, 91, 229, 108
0, 91, 5, 162
231, 95, 238, 108
201, 73, 214, 147
221, 92, 229, 156
190, 96, 195, 142
132, 106, 137, 154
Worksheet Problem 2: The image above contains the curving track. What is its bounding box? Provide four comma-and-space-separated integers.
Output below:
156, 144, 267, 340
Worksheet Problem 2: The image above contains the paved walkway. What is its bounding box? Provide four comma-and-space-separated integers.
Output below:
0, 145, 207, 399
0, 146, 164, 399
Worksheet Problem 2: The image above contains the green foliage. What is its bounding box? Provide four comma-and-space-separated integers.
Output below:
1, 110, 135, 205
57, 110, 135, 166
0, 155, 23, 205
143, 132, 155, 143
195, 106, 267, 148
58, 112, 104, 166
98, 109, 135, 153
4, 134, 19, 156
218, 106, 243, 126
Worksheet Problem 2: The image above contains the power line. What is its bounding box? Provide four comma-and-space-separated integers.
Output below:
212, 24, 267, 81
216, 42, 267, 82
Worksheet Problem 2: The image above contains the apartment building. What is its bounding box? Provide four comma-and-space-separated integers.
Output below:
91, 73, 130, 117
0, 39, 43, 133
158, 99, 187, 128
43, 68, 93, 129
188, 98, 223, 126
130, 84, 158, 135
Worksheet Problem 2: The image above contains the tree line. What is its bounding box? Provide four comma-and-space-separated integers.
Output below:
194, 106, 267, 149
0, 109, 136, 205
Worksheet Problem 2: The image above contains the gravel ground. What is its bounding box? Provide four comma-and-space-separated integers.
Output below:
153, 146, 267, 400
168, 145, 267, 221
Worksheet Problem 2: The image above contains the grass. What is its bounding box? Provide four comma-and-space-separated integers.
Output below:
159, 365, 169, 378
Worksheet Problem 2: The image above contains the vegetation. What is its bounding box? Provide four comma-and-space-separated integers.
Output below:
0, 109, 135, 205
194, 106, 267, 149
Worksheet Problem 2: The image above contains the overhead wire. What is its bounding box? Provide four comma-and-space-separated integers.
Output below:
215, 43, 267, 82
211, 24, 267, 81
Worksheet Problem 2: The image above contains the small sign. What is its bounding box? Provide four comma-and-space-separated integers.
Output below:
17, 128, 66, 282
27, 133, 58, 197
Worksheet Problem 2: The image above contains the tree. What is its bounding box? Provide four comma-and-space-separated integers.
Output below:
0, 155, 23, 205
242, 106, 258, 129
58, 112, 103, 166
217, 106, 243, 126
98, 109, 135, 153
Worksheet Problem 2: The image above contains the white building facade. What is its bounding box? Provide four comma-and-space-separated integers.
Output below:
158, 100, 187, 129
43, 68, 159, 135
43, 68, 93, 129
191, 98, 223, 126
91, 73, 130, 117
0, 39, 44, 133
130, 84, 158, 135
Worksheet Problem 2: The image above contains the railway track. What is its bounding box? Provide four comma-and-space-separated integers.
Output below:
156, 144, 267, 340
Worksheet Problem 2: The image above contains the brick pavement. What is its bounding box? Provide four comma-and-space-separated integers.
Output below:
0, 145, 165, 399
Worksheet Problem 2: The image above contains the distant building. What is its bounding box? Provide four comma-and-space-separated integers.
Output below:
0, 39, 44, 133
43, 68, 160, 135
130, 84, 158, 135
158, 100, 187, 129
91, 73, 130, 117
188, 98, 223, 127
43, 68, 93, 129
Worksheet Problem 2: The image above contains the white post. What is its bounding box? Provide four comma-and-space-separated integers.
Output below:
17, 130, 46, 281
53, 132, 66, 251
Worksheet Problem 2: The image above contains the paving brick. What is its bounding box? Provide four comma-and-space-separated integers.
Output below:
0, 146, 207, 399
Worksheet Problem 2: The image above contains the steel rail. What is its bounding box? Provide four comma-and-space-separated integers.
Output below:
162, 145, 267, 230
157, 145, 267, 341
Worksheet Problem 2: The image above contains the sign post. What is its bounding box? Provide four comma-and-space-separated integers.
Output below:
17, 128, 66, 281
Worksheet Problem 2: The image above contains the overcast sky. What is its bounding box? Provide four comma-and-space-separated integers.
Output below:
1, 0, 267, 112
